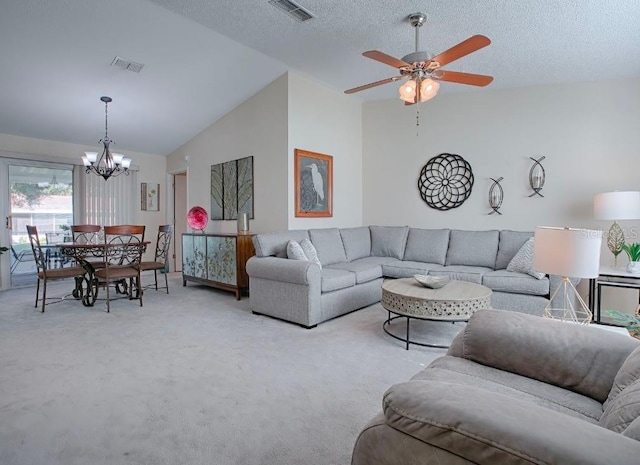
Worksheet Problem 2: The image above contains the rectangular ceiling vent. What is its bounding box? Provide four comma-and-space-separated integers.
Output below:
111, 56, 144, 73
268, 0, 314, 22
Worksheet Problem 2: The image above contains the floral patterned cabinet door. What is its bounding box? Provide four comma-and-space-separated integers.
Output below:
206, 235, 236, 285
181, 233, 254, 300
182, 234, 207, 279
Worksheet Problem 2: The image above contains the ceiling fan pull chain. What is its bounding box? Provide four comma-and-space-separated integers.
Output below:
416, 105, 420, 135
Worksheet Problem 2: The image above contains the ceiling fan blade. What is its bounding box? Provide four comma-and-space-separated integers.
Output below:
363, 50, 410, 69
344, 76, 403, 94
429, 35, 491, 68
435, 70, 494, 87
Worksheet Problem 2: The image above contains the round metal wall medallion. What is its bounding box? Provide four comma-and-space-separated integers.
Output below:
418, 153, 474, 211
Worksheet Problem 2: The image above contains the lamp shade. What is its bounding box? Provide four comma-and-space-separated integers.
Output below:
594, 191, 640, 220
420, 78, 440, 101
533, 227, 602, 278
399, 80, 417, 102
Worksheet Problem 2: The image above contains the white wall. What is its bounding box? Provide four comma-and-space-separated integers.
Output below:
363, 77, 640, 314
166, 71, 363, 234
166, 75, 289, 234
287, 73, 363, 229
363, 78, 640, 236
0, 133, 167, 261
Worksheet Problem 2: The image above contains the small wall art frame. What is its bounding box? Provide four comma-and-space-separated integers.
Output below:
141, 182, 159, 211
294, 149, 333, 217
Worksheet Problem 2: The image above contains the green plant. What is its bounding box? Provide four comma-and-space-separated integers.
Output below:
622, 242, 640, 262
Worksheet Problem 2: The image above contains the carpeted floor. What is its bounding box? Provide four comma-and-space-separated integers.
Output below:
0, 273, 463, 465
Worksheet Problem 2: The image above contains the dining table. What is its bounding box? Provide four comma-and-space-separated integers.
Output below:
59, 241, 149, 307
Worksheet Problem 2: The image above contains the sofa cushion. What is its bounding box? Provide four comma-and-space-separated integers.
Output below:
309, 228, 348, 266
412, 356, 603, 423
403, 228, 450, 265
605, 345, 640, 410
459, 309, 639, 403
339, 227, 371, 261
446, 230, 500, 268
495, 230, 533, 270
326, 260, 382, 284
370, 226, 409, 259
600, 378, 640, 434
300, 238, 322, 268
353, 256, 399, 266
253, 230, 309, 257
623, 416, 640, 441
286, 240, 308, 261
429, 265, 493, 285
382, 261, 442, 279
482, 270, 549, 296
507, 237, 545, 279
320, 268, 355, 292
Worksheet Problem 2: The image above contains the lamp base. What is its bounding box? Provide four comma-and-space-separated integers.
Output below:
543, 277, 592, 325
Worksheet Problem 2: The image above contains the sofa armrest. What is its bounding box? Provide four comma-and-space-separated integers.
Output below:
384, 380, 640, 465
456, 309, 639, 402
246, 256, 320, 285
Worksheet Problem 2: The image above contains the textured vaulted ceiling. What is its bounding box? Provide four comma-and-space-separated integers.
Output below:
1, 0, 639, 156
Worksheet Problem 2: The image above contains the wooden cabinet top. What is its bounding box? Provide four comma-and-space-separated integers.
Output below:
182, 232, 255, 238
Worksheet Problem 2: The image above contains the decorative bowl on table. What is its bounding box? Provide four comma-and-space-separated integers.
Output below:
414, 274, 450, 289
187, 206, 208, 232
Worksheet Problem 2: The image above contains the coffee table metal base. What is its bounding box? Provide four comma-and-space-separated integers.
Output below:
383, 311, 461, 350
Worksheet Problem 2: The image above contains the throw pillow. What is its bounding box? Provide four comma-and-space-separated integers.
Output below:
286, 240, 308, 261
300, 238, 322, 269
506, 237, 545, 279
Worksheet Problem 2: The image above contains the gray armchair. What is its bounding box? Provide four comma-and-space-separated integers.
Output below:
352, 309, 640, 465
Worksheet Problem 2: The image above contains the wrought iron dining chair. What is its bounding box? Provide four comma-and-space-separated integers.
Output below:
44, 232, 71, 268
94, 225, 146, 312
71, 224, 105, 270
138, 225, 172, 293
26, 225, 87, 312
71, 224, 101, 244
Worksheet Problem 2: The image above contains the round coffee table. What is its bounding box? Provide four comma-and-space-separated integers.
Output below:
381, 278, 492, 350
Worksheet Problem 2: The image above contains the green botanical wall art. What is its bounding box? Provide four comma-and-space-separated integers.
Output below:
211, 156, 254, 220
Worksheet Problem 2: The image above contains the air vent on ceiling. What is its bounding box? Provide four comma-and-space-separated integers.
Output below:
111, 56, 144, 73
268, 0, 314, 22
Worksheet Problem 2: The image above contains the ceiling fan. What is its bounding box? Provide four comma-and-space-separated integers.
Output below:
345, 12, 493, 105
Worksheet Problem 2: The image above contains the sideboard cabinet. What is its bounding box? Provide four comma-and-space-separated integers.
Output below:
182, 233, 255, 299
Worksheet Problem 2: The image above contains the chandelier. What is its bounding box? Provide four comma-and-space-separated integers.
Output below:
81, 96, 131, 180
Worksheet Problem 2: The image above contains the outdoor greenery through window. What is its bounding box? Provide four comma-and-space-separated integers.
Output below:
9, 165, 73, 285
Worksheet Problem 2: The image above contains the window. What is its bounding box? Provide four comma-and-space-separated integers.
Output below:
80, 169, 138, 225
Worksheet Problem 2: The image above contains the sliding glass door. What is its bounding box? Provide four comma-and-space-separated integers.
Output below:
1, 159, 74, 289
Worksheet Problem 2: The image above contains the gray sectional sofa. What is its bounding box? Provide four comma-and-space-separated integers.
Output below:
352, 309, 640, 464
246, 226, 567, 328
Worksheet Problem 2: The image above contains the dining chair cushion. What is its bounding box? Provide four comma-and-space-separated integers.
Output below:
37, 266, 86, 280
95, 266, 139, 281
138, 260, 166, 271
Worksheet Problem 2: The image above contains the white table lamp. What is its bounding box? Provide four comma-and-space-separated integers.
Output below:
594, 191, 640, 265
533, 227, 602, 324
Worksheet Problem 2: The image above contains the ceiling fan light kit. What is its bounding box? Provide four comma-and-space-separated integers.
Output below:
345, 12, 493, 109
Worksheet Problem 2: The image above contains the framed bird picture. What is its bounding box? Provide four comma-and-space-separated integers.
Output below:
294, 149, 333, 217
